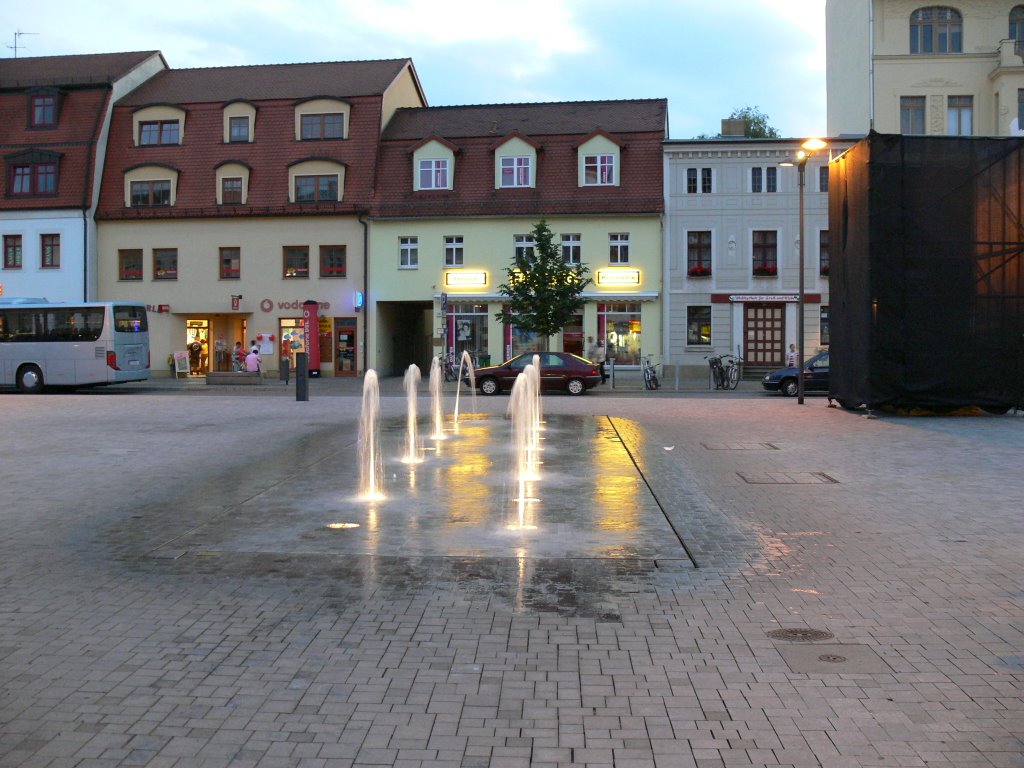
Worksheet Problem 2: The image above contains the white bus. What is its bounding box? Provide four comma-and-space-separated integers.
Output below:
0, 299, 150, 393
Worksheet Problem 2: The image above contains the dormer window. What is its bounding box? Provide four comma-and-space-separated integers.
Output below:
576, 131, 622, 187
229, 116, 249, 143
584, 154, 615, 186
419, 159, 449, 190
500, 157, 531, 187
139, 120, 180, 146
31, 93, 57, 128
6, 151, 61, 196
301, 113, 344, 140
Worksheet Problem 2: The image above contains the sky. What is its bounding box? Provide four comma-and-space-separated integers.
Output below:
1, 0, 827, 140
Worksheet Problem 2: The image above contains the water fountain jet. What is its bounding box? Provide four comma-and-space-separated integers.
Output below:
401, 364, 423, 464
357, 370, 385, 501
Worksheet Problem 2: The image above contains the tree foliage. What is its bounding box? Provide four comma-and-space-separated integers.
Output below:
728, 106, 781, 138
496, 219, 592, 348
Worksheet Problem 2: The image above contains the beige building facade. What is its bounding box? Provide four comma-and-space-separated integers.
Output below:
828, 1, 1024, 136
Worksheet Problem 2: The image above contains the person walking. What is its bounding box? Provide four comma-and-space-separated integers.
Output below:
786, 343, 798, 368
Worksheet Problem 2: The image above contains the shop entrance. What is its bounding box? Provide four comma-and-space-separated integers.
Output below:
743, 303, 785, 366
185, 319, 210, 375
335, 318, 358, 376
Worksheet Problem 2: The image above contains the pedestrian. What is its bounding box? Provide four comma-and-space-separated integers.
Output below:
245, 347, 261, 374
786, 343, 798, 367
233, 341, 245, 371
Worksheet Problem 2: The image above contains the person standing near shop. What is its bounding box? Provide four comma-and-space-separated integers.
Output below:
245, 347, 261, 374
786, 343, 798, 368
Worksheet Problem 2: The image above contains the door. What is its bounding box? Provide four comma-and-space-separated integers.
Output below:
335, 318, 357, 376
185, 319, 210, 375
744, 303, 784, 366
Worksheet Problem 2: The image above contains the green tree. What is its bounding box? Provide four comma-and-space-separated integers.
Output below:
496, 219, 591, 351
728, 106, 781, 138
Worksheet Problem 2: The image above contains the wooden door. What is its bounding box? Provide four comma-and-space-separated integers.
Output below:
744, 303, 785, 366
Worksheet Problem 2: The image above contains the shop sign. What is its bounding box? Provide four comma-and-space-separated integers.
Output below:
260, 298, 332, 312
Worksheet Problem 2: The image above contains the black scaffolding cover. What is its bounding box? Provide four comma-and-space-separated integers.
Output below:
829, 132, 1024, 410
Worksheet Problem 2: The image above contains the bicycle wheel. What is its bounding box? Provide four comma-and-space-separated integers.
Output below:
727, 364, 740, 389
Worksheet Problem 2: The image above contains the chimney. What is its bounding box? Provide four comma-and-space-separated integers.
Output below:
721, 118, 746, 137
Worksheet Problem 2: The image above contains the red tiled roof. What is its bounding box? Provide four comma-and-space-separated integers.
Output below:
382, 99, 667, 140
117, 59, 416, 105
0, 51, 164, 90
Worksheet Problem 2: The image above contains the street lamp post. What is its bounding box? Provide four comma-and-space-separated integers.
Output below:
783, 138, 827, 405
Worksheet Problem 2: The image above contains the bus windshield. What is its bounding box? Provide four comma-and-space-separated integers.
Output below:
113, 304, 148, 333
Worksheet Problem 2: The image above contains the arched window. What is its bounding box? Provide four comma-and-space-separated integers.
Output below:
1010, 6, 1024, 39
910, 7, 962, 53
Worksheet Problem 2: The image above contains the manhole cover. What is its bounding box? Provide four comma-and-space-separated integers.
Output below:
767, 628, 835, 642
817, 654, 847, 663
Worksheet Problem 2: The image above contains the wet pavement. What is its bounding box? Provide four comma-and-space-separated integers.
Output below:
0, 383, 1021, 767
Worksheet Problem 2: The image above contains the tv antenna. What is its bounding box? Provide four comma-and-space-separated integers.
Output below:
8, 30, 39, 58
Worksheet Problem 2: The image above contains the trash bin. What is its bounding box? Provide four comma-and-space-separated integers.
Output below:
477, 354, 491, 367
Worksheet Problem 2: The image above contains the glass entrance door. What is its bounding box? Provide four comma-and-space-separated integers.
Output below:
335, 318, 357, 376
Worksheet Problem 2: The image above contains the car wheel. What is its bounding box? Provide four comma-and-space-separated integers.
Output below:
479, 377, 499, 396
566, 378, 585, 396
781, 378, 798, 397
17, 364, 44, 394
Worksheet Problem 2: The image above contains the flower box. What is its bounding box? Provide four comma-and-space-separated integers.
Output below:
687, 265, 712, 278
752, 266, 778, 277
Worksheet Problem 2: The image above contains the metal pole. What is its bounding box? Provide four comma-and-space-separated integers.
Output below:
295, 352, 309, 402
797, 157, 806, 405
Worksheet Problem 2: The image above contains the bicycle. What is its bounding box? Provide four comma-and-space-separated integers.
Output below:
721, 354, 743, 390
440, 352, 458, 382
642, 356, 660, 390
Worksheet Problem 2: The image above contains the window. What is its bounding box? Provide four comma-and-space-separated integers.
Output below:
609, 233, 630, 264
31, 94, 57, 127
752, 230, 778, 276
41, 234, 60, 269
9, 162, 57, 196
687, 306, 711, 346
294, 175, 338, 202
562, 234, 581, 265
584, 154, 615, 185
500, 156, 531, 187
910, 7, 962, 54
139, 120, 180, 145
153, 248, 177, 280
819, 230, 830, 276
320, 245, 347, 278
220, 247, 240, 279
444, 236, 464, 266
901, 96, 927, 134
228, 116, 249, 143
818, 166, 829, 193
820, 306, 830, 345
118, 249, 143, 281
751, 166, 776, 193
3, 235, 22, 269
222, 177, 243, 205
1012, 6, 1024, 39
283, 246, 309, 278
687, 231, 712, 277
514, 235, 534, 259
419, 159, 448, 190
399, 236, 418, 268
686, 167, 712, 193
947, 95, 973, 135
130, 180, 171, 207
300, 113, 344, 140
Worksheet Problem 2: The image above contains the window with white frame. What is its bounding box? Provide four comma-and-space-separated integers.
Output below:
514, 234, 534, 259
561, 233, 581, 265
609, 233, 630, 264
686, 167, 712, 193
500, 156, 531, 187
751, 166, 777, 193
444, 235, 464, 266
419, 159, 449, 190
584, 154, 615, 186
399, 236, 418, 268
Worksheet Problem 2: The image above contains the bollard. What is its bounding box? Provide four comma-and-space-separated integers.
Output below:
608, 357, 615, 389
295, 352, 309, 401
280, 357, 290, 384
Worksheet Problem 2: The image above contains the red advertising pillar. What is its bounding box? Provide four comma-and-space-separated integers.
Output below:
303, 300, 321, 377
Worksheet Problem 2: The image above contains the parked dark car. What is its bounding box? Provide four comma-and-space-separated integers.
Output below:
471, 351, 603, 395
762, 349, 830, 396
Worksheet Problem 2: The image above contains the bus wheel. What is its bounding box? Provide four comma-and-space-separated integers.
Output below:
17, 364, 44, 394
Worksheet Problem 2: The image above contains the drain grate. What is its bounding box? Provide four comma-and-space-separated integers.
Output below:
817, 653, 847, 663
767, 627, 835, 642
702, 442, 779, 450
738, 472, 838, 484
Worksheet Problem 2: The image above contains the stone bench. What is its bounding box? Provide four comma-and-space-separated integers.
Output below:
205, 371, 263, 386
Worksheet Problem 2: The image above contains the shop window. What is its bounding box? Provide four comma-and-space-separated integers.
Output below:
320, 245, 347, 278
118, 249, 143, 281
687, 306, 711, 346
598, 302, 641, 365
41, 234, 60, 269
220, 247, 240, 279
450, 303, 489, 361
153, 248, 178, 280
283, 246, 309, 279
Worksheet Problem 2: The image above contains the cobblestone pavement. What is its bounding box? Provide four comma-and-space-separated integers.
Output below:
0, 382, 1021, 768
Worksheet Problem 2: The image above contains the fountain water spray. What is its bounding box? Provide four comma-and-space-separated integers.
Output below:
452, 350, 476, 430
428, 357, 445, 440
402, 364, 423, 464
508, 363, 541, 529
357, 370, 385, 501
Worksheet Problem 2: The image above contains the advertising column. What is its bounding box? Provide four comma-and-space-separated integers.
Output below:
303, 300, 321, 377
